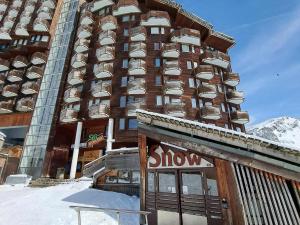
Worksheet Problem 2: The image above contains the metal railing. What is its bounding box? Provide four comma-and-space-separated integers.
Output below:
70, 206, 150, 225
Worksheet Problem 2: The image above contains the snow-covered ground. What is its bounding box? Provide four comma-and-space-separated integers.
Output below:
0, 179, 140, 225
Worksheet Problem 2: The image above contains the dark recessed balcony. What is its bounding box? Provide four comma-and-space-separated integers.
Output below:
227, 91, 244, 105
33, 18, 50, 32
89, 104, 110, 119
16, 97, 34, 112
77, 25, 93, 39
74, 38, 90, 53
60, 108, 78, 123
141, 10, 170, 27
162, 43, 180, 58
231, 111, 249, 125
64, 88, 81, 103
80, 10, 94, 25
164, 80, 184, 95
21, 81, 39, 95
91, 81, 112, 98
0, 72, 6, 84
171, 28, 201, 46
129, 59, 146, 75
201, 106, 221, 120
127, 100, 146, 117
96, 46, 115, 62
15, 23, 29, 36
41, 0, 56, 9
7, 70, 24, 83
198, 83, 217, 99
93, 63, 113, 79
201, 50, 231, 69
26, 66, 44, 79
99, 30, 116, 46
0, 58, 9, 72
0, 100, 14, 114
113, 0, 141, 16
71, 53, 88, 68
37, 6, 54, 20
67, 69, 85, 86
91, 0, 114, 12
2, 84, 19, 97
163, 60, 182, 76
127, 78, 146, 95
223, 73, 240, 87
12, 55, 28, 68
130, 26, 146, 42
164, 102, 186, 118
31, 52, 47, 65
194, 65, 214, 80
129, 42, 146, 58
100, 15, 117, 31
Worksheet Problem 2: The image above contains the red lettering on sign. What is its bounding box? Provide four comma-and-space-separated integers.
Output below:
161, 151, 173, 167
149, 149, 161, 167
186, 153, 201, 166
174, 152, 185, 166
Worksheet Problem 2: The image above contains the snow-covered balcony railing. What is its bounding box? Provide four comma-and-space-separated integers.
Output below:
112, 0, 141, 16
93, 62, 113, 79
8, 4, 20, 17
20, 11, 32, 25
140, 10, 171, 27
223, 72, 240, 87
0, 71, 6, 84
128, 59, 146, 75
12, 0, 22, 7
129, 26, 146, 42
16, 97, 34, 112
164, 80, 184, 95
21, 81, 39, 95
7, 70, 24, 82
71, 53, 88, 68
64, 88, 81, 103
90, 0, 114, 12
24, 1, 36, 12
80, 10, 94, 25
67, 68, 85, 86
164, 102, 186, 118
2, 84, 19, 97
60, 108, 78, 123
99, 30, 116, 46
0, 27, 12, 40
0, 58, 9, 72
89, 104, 110, 119
201, 106, 221, 120
200, 49, 231, 69
171, 28, 201, 46
33, 18, 50, 32
231, 111, 249, 125
127, 78, 146, 95
0, 1, 8, 12
15, 23, 29, 36
31, 52, 47, 65
0, 100, 14, 114
26, 66, 44, 79
129, 42, 146, 58
91, 81, 112, 98
37, 6, 54, 20
77, 25, 93, 39
96, 46, 115, 62
163, 60, 182, 76
12, 55, 28, 68
74, 38, 90, 53
100, 15, 117, 31
198, 83, 217, 99
226, 91, 244, 105
41, 0, 56, 9
127, 100, 146, 117
162, 43, 180, 58
194, 65, 214, 80
3, 16, 15, 29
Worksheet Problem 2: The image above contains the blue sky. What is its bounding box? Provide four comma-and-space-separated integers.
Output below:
177, 0, 300, 126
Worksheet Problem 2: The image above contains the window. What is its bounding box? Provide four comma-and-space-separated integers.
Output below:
189, 78, 195, 88
164, 96, 170, 104
161, 28, 165, 34
123, 43, 129, 51
199, 99, 204, 107
122, 59, 128, 68
182, 44, 189, 52
225, 124, 229, 129
194, 61, 198, 68
156, 96, 162, 106
159, 172, 176, 193
121, 77, 127, 87
119, 118, 125, 130
151, 27, 159, 34
187, 61, 193, 69
120, 96, 126, 108
154, 42, 160, 50
123, 28, 129, 36
148, 172, 155, 192
191, 46, 195, 53
155, 76, 161, 86
218, 84, 223, 92
122, 15, 130, 22
128, 119, 138, 129
191, 98, 197, 108
236, 127, 242, 132
155, 58, 161, 67
221, 103, 226, 112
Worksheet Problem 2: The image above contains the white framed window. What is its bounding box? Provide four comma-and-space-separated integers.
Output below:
120, 96, 126, 108
151, 27, 160, 34
122, 59, 128, 68
155, 76, 161, 86
187, 61, 193, 70
123, 43, 129, 51
161, 27, 165, 34
189, 78, 195, 88
123, 28, 129, 36
164, 96, 170, 104
119, 118, 125, 130
122, 15, 130, 22
191, 46, 195, 53
199, 99, 204, 107
156, 96, 162, 106
182, 44, 189, 53
121, 77, 127, 87
193, 62, 198, 68
191, 98, 197, 108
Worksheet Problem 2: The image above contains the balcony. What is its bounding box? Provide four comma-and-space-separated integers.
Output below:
71, 53, 87, 68
127, 79, 146, 95
223, 73, 240, 87
0, 1, 8, 12
0, 100, 14, 114
37, 6, 54, 20
0, 58, 9, 72
100, 15, 117, 31
60, 108, 78, 123
201, 106, 222, 120
140, 11, 170, 27
194, 65, 214, 80
128, 59, 146, 75
80, 11, 94, 25
226, 91, 244, 105
74, 39, 90, 53
12, 0, 22, 7
16, 98, 34, 112
12, 56, 28, 68
3, 16, 15, 29
130, 26, 146, 42
41, 0, 56, 9
8, 5, 20, 17
0, 27, 11, 40
96, 46, 115, 62
91, 81, 112, 98
20, 11, 32, 25
129, 42, 146, 58
163, 60, 182, 76
91, 0, 114, 12
99, 30, 116, 46
2, 84, 19, 97
171, 28, 201, 46
7, 70, 24, 82
24, 1, 36, 12
127, 101, 146, 117
33, 18, 50, 32
231, 111, 249, 125
67, 69, 85, 86
64, 88, 81, 103
165, 102, 186, 118
198, 83, 217, 99
77, 25, 93, 39
164, 80, 184, 95
15, 23, 29, 36
89, 104, 110, 119
162, 43, 180, 58
31, 52, 47, 65
21, 81, 39, 95
26, 66, 44, 79
93, 62, 113, 79
112, 0, 141, 16
0, 72, 6, 84
201, 50, 230, 69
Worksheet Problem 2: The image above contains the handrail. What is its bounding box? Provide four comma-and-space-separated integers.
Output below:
70, 206, 150, 225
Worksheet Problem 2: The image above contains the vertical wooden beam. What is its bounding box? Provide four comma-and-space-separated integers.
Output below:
139, 134, 147, 211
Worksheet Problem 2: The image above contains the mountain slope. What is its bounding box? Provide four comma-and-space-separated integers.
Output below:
248, 117, 300, 149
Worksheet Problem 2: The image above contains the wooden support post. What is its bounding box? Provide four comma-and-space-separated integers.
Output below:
138, 134, 147, 212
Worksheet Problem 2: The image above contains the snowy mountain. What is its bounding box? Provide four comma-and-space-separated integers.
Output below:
248, 117, 300, 149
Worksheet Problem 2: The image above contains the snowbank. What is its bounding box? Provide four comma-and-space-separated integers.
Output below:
0, 180, 140, 225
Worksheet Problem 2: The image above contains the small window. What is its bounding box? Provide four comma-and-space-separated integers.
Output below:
155, 58, 161, 67
225, 124, 229, 129
187, 61, 193, 70
218, 84, 223, 92
191, 46, 195, 53
131, 15, 136, 21
182, 44, 189, 53
121, 77, 127, 87
199, 99, 204, 107
236, 127, 242, 132
193, 61, 198, 68
120, 96, 126, 108
119, 118, 125, 130
221, 103, 226, 112
122, 59, 128, 68
191, 98, 197, 108
123, 43, 129, 51
164, 96, 170, 104
151, 27, 159, 34
128, 119, 138, 129
161, 27, 165, 34
155, 76, 161, 86
123, 28, 129, 36
189, 78, 195, 88
122, 15, 130, 22
154, 43, 160, 50
156, 96, 162, 106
